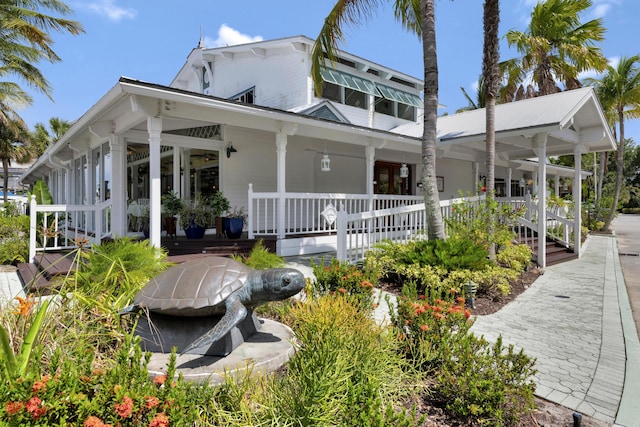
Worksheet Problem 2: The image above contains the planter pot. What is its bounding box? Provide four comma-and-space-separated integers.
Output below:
184, 223, 206, 239
165, 216, 177, 238
224, 217, 244, 239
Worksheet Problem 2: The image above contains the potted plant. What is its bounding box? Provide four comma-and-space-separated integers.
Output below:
161, 190, 184, 238
210, 191, 230, 238
224, 206, 247, 239
179, 194, 212, 239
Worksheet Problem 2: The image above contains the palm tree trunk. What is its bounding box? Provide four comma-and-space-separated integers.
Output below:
420, 0, 445, 240
2, 158, 9, 204
605, 110, 625, 231
483, 0, 499, 259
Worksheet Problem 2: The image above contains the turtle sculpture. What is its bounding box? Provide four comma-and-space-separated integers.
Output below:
122, 256, 305, 356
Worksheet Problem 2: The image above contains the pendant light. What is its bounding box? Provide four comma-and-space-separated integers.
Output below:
321, 144, 331, 172
400, 163, 409, 178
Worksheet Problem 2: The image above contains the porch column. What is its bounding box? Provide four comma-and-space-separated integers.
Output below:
183, 149, 191, 201
507, 168, 512, 197
554, 175, 560, 197
573, 145, 583, 257
534, 133, 547, 268
110, 135, 126, 237
147, 117, 163, 248
472, 162, 479, 194
366, 145, 375, 210
173, 147, 180, 196
276, 132, 287, 239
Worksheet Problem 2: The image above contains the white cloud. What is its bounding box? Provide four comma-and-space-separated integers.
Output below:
85, 0, 136, 22
204, 24, 263, 48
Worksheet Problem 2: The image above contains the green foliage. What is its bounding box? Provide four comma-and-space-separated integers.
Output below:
0, 333, 216, 426
437, 335, 537, 425
396, 237, 490, 271
446, 195, 520, 250
268, 295, 422, 426
496, 242, 532, 273
0, 298, 50, 382
209, 191, 230, 217
0, 215, 29, 265
180, 194, 213, 228
161, 190, 184, 217
1, 201, 23, 217
28, 180, 53, 206
309, 257, 379, 310
231, 239, 284, 269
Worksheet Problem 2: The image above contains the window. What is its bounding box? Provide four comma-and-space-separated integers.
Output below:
374, 97, 394, 116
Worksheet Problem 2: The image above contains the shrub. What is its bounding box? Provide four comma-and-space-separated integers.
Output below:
231, 239, 284, 269
0, 215, 29, 265
437, 335, 537, 426
309, 257, 378, 310
396, 237, 490, 271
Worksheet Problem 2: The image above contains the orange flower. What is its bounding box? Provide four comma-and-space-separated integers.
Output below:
337, 287, 347, 294
420, 324, 430, 331
153, 375, 167, 386
32, 380, 47, 393
432, 312, 445, 320
26, 396, 46, 418
360, 280, 374, 289
145, 396, 161, 409
456, 297, 466, 304
84, 416, 109, 427
5, 401, 24, 416
149, 412, 170, 427
12, 296, 35, 316
449, 288, 458, 294
114, 396, 134, 418
464, 309, 472, 319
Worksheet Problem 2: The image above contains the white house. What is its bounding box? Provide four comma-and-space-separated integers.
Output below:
20, 35, 616, 266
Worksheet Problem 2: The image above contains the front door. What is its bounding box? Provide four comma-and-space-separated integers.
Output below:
374, 161, 411, 195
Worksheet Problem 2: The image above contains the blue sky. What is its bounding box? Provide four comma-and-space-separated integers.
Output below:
18, 0, 640, 143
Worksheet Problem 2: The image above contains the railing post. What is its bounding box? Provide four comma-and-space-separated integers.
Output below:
336, 204, 347, 261
29, 195, 37, 263
247, 183, 254, 239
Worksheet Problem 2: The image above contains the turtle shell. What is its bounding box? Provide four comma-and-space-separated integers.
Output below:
134, 256, 251, 317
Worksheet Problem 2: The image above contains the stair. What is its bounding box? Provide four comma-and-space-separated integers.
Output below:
514, 230, 577, 267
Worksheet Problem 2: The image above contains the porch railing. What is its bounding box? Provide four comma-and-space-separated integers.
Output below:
28, 196, 112, 263
247, 184, 424, 238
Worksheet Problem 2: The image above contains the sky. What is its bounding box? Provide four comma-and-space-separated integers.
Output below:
16, 0, 640, 143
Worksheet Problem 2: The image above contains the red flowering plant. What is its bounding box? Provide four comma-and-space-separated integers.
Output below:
309, 257, 379, 310
388, 281, 474, 369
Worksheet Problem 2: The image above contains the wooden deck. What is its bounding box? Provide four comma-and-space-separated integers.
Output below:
16, 236, 276, 295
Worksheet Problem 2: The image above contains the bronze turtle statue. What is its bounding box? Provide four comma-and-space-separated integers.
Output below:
122, 256, 305, 355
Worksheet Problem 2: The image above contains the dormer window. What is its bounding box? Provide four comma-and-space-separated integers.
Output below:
230, 87, 255, 104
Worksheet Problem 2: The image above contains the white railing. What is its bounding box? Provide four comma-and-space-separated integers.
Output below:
335, 195, 484, 264
247, 184, 423, 238
29, 196, 112, 262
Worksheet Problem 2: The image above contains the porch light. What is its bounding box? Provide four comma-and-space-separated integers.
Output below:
519, 178, 526, 188
400, 163, 409, 178
320, 153, 331, 172
226, 141, 238, 158
562, 181, 569, 192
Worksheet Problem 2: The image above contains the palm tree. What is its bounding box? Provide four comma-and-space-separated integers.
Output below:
31, 117, 72, 157
585, 56, 640, 230
482, 0, 499, 259
311, 0, 445, 240
501, 0, 607, 101
0, 116, 30, 203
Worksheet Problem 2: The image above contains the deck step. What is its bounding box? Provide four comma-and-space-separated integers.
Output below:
16, 262, 53, 295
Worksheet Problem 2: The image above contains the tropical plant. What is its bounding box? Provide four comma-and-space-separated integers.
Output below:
585, 55, 640, 230
30, 117, 72, 157
500, 0, 607, 101
209, 190, 230, 217
0, 0, 84, 197
179, 194, 212, 229
161, 190, 184, 217
231, 239, 284, 269
0, 118, 31, 204
310, 0, 445, 240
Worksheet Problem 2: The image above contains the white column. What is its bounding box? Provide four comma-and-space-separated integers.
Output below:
276, 132, 287, 239
554, 175, 560, 197
507, 168, 512, 197
173, 147, 180, 196
110, 135, 126, 237
147, 117, 162, 248
366, 145, 375, 212
534, 134, 547, 268
573, 145, 583, 257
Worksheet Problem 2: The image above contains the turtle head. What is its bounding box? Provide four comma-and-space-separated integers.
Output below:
249, 268, 305, 305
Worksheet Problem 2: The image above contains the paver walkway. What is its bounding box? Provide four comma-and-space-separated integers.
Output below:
472, 235, 633, 425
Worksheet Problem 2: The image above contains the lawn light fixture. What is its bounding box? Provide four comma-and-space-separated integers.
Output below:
400, 163, 409, 178
226, 142, 238, 158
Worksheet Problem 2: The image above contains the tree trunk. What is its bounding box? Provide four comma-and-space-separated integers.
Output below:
2, 158, 9, 204
420, 0, 445, 240
483, 0, 500, 259
604, 110, 625, 231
